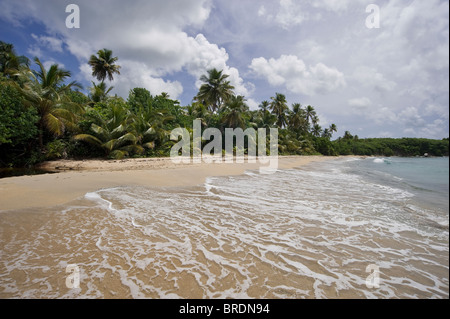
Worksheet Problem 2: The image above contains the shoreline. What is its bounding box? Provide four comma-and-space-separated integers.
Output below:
0, 156, 345, 212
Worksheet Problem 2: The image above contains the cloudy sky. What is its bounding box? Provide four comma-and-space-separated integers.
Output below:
0, 0, 448, 138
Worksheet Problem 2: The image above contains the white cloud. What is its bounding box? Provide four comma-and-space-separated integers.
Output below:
1, 0, 448, 138
246, 98, 259, 111
43, 60, 65, 71
348, 97, 371, 109
352, 66, 397, 93
184, 34, 250, 97
249, 55, 346, 96
0, 0, 254, 101
424, 103, 449, 119
371, 106, 399, 125
110, 60, 184, 99
31, 34, 63, 53
276, 0, 308, 29
311, 0, 351, 12
257, 5, 267, 17
257, 0, 351, 29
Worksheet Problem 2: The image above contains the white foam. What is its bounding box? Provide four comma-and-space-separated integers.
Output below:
2, 160, 448, 299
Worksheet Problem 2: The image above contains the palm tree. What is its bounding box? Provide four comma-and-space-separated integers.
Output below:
185, 102, 211, 128
259, 100, 270, 113
288, 103, 308, 134
269, 93, 289, 128
74, 103, 142, 159
343, 131, 354, 140
322, 128, 332, 139
312, 123, 323, 137
329, 123, 338, 135
132, 107, 174, 152
0, 41, 30, 79
196, 68, 234, 113
18, 57, 83, 149
159, 92, 170, 99
88, 48, 121, 83
304, 105, 317, 126
88, 81, 113, 104
220, 95, 248, 129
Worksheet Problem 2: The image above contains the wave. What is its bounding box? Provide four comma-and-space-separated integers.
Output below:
373, 158, 391, 164
1, 158, 448, 299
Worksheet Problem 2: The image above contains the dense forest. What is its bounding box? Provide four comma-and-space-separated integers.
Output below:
0, 40, 448, 168
333, 133, 449, 157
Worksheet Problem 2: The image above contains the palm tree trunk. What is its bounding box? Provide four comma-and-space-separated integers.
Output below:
38, 120, 44, 151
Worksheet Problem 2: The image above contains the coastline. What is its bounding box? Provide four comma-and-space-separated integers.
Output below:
0, 155, 340, 212
1, 155, 447, 299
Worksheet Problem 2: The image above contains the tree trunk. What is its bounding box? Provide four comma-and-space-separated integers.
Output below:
38, 120, 44, 151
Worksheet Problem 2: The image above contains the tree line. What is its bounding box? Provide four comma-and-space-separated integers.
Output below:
0, 40, 448, 168
333, 133, 449, 157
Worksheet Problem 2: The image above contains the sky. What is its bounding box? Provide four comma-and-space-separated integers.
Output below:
0, 0, 448, 139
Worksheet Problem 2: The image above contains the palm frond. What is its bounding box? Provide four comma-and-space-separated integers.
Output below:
73, 134, 103, 147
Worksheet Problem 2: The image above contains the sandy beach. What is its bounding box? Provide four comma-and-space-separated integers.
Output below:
1, 155, 448, 299
0, 156, 333, 211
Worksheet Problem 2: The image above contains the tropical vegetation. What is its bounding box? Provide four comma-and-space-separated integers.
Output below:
0, 40, 448, 168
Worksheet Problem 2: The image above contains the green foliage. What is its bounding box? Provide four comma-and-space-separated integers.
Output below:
333, 137, 449, 157
0, 41, 30, 81
88, 48, 121, 83
66, 89, 89, 105
0, 83, 39, 145
74, 101, 144, 159
195, 68, 235, 113
127, 87, 152, 113
16, 57, 83, 148
45, 139, 68, 160
314, 137, 338, 156
2, 39, 448, 168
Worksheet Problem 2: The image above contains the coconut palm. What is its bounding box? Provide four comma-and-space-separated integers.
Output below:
220, 95, 248, 129
88, 81, 113, 104
185, 102, 211, 128
269, 93, 289, 128
74, 103, 142, 159
304, 105, 317, 126
17, 58, 83, 149
132, 107, 174, 151
322, 128, 332, 139
288, 103, 308, 134
258, 100, 270, 113
88, 48, 121, 83
312, 123, 323, 137
196, 68, 234, 113
329, 123, 338, 135
0, 41, 30, 79
159, 92, 170, 99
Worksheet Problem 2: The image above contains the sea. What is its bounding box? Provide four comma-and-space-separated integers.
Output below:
0, 157, 448, 299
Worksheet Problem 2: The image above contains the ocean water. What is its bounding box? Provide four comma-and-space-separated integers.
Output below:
0, 157, 448, 299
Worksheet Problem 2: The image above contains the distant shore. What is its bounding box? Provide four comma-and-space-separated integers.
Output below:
0, 156, 348, 212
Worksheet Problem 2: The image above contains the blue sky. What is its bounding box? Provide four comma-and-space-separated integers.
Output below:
0, 0, 448, 139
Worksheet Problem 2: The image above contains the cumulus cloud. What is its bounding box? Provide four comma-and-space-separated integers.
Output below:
0, 0, 251, 101
352, 66, 397, 93
276, 0, 308, 29
1, 0, 448, 138
184, 34, 250, 96
257, 0, 351, 29
31, 34, 64, 53
348, 97, 371, 109
249, 55, 346, 96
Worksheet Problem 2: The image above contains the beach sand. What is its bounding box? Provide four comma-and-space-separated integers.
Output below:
0, 156, 333, 211
1, 155, 447, 299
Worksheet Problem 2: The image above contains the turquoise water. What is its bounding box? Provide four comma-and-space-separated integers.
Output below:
346, 157, 449, 218
1, 157, 448, 298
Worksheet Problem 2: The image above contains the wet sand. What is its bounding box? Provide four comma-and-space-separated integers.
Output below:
0, 156, 334, 211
